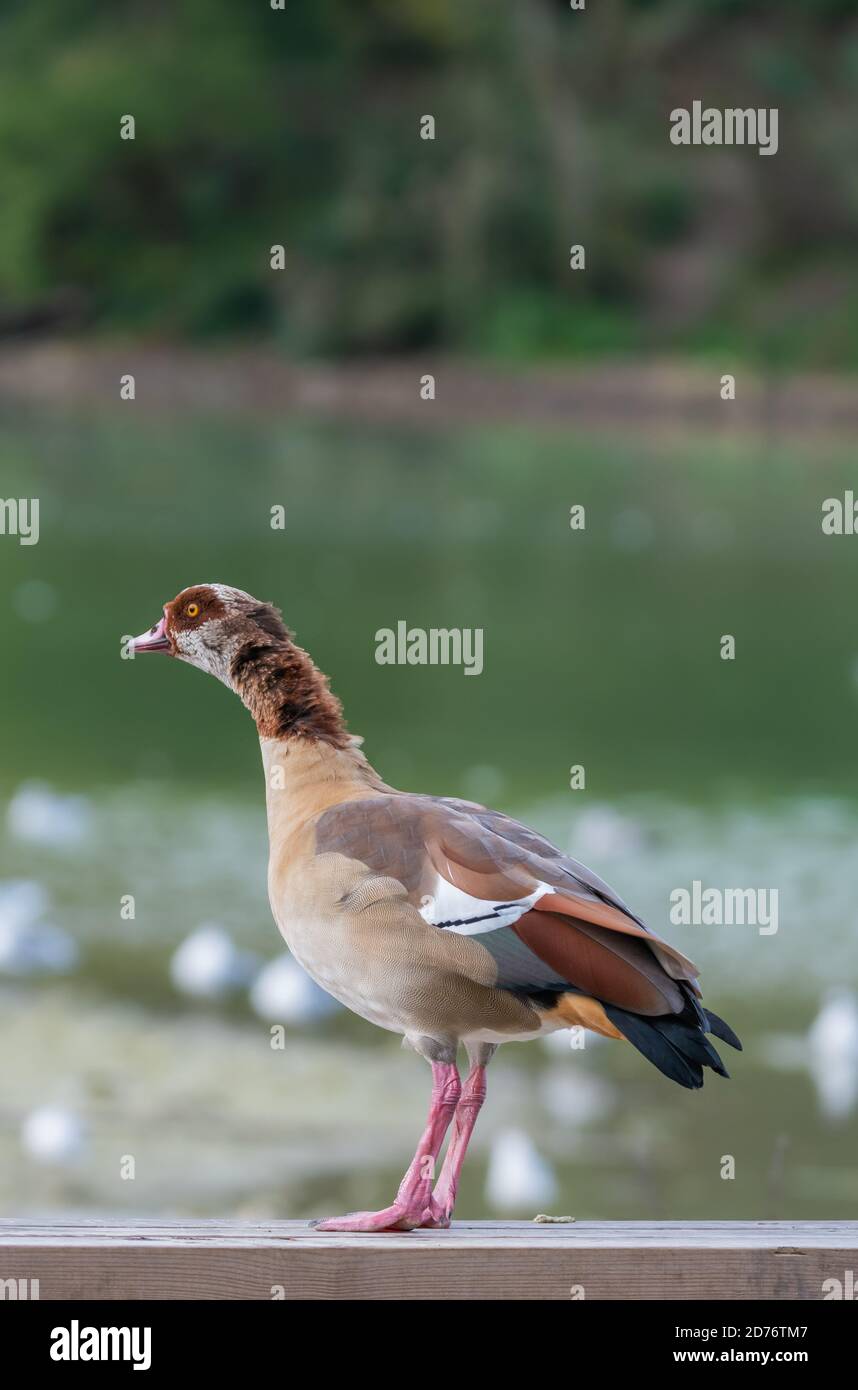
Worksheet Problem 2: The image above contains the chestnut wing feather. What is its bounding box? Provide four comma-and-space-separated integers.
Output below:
315, 793, 697, 1015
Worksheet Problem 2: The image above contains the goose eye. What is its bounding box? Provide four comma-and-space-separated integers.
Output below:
186, 602, 200, 618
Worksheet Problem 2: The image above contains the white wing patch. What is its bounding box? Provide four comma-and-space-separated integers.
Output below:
418, 878, 553, 935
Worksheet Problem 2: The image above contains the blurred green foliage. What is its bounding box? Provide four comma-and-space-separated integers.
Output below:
1, 0, 858, 364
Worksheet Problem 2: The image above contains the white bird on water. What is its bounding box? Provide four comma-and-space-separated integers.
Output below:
807, 988, 858, 1122
6, 781, 93, 850
0, 880, 78, 977
485, 1128, 558, 1212
249, 953, 339, 1025
21, 1106, 86, 1166
169, 925, 258, 1000
761, 987, 858, 1122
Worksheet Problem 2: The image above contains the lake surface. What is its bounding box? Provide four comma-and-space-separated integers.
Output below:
1, 399, 856, 1221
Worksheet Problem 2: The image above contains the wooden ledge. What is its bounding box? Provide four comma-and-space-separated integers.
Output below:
0, 1220, 855, 1300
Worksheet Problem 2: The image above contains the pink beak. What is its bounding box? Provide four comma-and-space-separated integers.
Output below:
131, 613, 171, 654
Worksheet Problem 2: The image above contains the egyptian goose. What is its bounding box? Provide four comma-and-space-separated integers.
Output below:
131, 584, 741, 1231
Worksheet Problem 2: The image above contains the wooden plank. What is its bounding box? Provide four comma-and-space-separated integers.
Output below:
0, 1221, 855, 1300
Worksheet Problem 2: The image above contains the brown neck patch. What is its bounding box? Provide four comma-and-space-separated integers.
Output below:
229, 633, 350, 748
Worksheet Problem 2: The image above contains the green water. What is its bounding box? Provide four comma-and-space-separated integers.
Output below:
1, 402, 856, 1221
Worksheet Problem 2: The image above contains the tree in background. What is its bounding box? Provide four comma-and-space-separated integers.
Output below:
1, 0, 857, 366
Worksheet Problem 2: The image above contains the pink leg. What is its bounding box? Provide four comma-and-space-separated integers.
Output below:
422, 1064, 487, 1228
313, 1062, 461, 1233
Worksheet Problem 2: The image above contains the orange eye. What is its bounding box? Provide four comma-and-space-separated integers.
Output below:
186, 602, 200, 618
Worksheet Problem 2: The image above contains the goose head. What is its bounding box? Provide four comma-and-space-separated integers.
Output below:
131, 583, 287, 688
130, 583, 349, 745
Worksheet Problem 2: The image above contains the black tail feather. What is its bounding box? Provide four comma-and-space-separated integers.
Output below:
655, 1017, 730, 1078
704, 1009, 743, 1051
604, 1005, 705, 1089
604, 1000, 737, 1089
